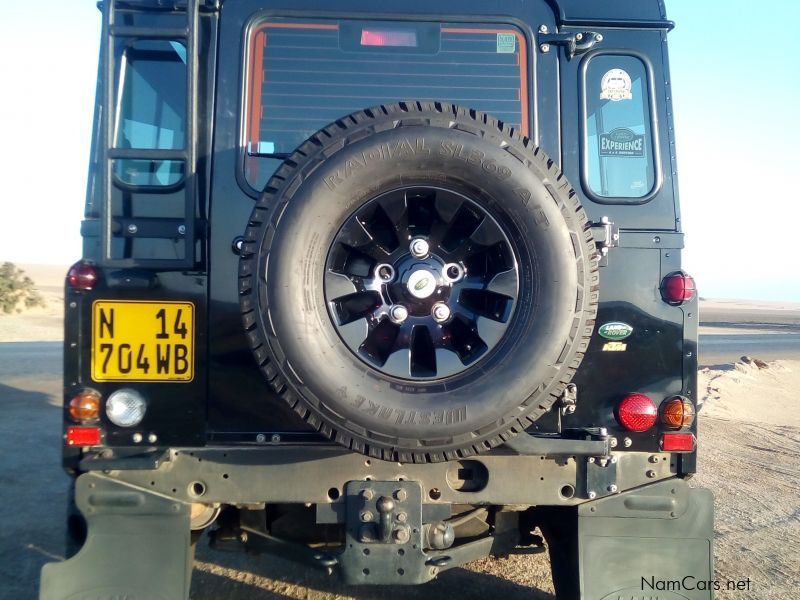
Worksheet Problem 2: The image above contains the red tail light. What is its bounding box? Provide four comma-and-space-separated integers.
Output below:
661, 432, 696, 452
66, 426, 101, 446
67, 261, 99, 291
616, 393, 658, 432
660, 271, 695, 305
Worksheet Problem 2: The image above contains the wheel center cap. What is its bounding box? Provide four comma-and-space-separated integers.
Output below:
407, 269, 438, 299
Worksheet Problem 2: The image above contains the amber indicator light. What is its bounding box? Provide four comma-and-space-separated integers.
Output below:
69, 389, 101, 423
661, 396, 695, 429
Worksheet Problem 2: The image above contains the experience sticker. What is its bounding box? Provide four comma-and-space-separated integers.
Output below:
599, 128, 645, 157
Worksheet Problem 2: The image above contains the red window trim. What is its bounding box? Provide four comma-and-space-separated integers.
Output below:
440, 27, 529, 136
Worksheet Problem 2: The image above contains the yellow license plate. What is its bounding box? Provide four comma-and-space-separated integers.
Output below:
92, 300, 195, 382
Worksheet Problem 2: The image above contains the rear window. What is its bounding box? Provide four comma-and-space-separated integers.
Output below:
115, 39, 187, 187
243, 20, 528, 191
581, 54, 659, 202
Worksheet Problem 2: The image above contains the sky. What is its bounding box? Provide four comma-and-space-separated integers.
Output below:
0, 0, 798, 301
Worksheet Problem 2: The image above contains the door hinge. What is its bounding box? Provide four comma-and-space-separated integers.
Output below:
538, 29, 603, 58
591, 217, 620, 265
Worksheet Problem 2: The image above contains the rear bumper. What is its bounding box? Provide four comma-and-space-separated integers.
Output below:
71, 444, 678, 506
40, 461, 714, 599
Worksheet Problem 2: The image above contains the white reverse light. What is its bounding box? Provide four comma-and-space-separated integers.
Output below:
106, 389, 147, 427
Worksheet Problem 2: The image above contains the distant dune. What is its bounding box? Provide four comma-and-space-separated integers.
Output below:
701, 298, 800, 313
12, 263, 69, 291
699, 297, 800, 336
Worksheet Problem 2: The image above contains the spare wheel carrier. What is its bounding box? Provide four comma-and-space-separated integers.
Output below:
239, 102, 599, 463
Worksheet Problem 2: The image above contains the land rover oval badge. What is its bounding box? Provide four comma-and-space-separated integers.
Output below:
598, 322, 633, 340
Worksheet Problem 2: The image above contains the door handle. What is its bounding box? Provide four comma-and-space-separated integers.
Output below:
539, 31, 604, 58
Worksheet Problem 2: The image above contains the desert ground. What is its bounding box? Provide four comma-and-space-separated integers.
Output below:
0, 264, 798, 598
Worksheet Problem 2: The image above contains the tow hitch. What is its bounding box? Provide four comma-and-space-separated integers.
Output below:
340, 480, 427, 584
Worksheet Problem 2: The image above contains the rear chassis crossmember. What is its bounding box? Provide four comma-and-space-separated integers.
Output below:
41, 445, 714, 598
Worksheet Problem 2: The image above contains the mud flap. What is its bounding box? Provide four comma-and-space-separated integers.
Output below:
577, 478, 714, 600
40, 472, 192, 600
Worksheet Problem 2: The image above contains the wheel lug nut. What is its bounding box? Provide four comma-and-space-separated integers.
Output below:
443, 263, 464, 283
409, 238, 430, 258
432, 303, 451, 323
375, 264, 395, 282
390, 305, 409, 323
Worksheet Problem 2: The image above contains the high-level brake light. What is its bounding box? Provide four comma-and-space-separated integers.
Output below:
67, 261, 99, 291
616, 393, 658, 432
360, 28, 418, 47
660, 271, 695, 305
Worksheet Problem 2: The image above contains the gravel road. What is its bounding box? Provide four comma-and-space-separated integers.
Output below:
1, 342, 797, 599
691, 417, 800, 600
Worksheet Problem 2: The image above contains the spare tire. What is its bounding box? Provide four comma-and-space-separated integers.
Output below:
239, 102, 598, 463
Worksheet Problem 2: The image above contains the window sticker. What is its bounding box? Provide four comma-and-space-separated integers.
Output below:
600, 68, 633, 101
496, 33, 516, 53
599, 128, 645, 158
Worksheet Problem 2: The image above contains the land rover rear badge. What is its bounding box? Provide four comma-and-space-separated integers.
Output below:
599, 322, 633, 340
600, 69, 633, 101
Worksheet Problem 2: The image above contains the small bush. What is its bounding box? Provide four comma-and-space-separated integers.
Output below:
0, 262, 45, 314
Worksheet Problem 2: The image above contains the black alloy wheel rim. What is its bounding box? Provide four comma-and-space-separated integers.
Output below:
324, 186, 520, 380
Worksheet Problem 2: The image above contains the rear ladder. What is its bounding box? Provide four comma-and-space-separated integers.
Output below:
100, 0, 200, 268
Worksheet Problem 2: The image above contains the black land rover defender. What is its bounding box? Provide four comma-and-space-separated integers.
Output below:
41, 1, 714, 598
